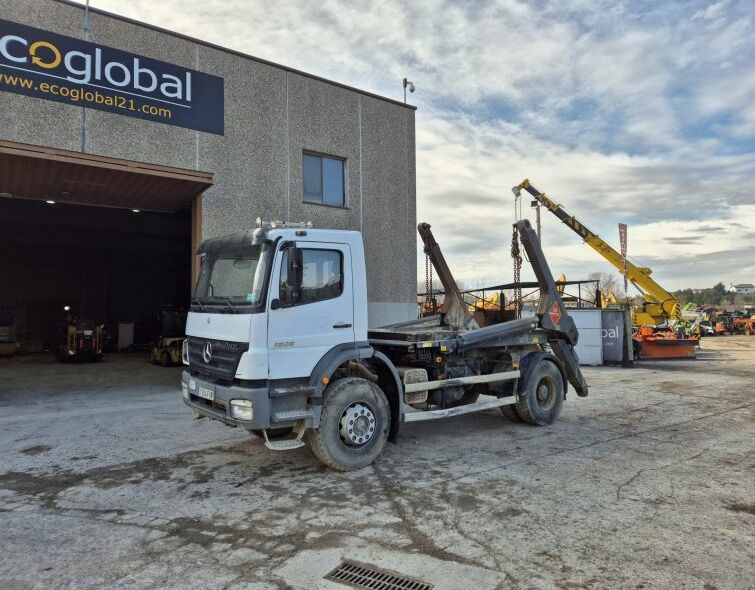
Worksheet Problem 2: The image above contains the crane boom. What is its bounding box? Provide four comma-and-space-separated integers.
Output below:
512, 179, 681, 324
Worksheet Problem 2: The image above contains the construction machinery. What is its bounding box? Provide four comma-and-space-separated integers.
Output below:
56, 319, 103, 362
151, 306, 188, 366
513, 179, 697, 359
151, 336, 184, 366
733, 315, 755, 335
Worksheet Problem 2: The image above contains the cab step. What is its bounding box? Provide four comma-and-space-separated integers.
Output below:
264, 437, 306, 451
263, 425, 306, 451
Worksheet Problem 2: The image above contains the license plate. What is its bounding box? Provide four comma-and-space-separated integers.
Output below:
197, 386, 215, 401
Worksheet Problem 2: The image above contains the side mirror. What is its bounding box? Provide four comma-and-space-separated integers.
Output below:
283, 246, 303, 303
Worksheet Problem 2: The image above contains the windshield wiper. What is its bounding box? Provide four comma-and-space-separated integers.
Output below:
222, 298, 239, 313
191, 297, 206, 312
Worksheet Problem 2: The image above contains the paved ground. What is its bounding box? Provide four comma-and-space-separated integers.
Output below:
0, 337, 753, 590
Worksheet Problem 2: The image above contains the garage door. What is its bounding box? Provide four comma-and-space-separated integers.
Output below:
0, 140, 212, 358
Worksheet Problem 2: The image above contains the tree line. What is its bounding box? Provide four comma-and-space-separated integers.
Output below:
674, 282, 754, 306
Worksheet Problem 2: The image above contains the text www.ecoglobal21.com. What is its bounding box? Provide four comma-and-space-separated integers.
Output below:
0, 72, 172, 119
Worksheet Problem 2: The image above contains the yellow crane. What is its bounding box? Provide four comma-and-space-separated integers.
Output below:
512, 179, 680, 326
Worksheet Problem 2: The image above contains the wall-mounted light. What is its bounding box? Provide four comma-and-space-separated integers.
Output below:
64, 305, 71, 311
132, 209, 140, 213
46, 200, 56, 204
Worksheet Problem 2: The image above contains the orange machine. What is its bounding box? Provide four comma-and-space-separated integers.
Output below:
733, 317, 755, 335
634, 326, 698, 360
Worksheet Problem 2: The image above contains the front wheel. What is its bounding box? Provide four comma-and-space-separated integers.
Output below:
308, 377, 390, 471
514, 359, 564, 425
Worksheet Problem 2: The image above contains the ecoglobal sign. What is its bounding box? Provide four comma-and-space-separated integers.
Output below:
0, 19, 224, 135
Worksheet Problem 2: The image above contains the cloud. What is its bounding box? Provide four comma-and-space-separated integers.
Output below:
77, 0, 755, 289
665, 237, 703, 245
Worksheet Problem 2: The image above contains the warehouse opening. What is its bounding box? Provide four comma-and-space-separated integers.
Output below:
0, 140, 212, 361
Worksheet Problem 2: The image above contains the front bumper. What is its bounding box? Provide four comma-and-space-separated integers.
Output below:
182, 370, 272, 428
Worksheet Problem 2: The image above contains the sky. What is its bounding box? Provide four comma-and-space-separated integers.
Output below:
76, 0, 755, 291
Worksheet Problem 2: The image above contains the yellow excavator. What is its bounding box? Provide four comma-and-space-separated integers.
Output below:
512, 179, 697, 359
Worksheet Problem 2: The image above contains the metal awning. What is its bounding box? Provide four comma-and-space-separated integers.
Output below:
0, 140, 213, 212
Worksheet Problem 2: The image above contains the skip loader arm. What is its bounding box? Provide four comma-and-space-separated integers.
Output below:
417, 223, 479, 331
515, 219, 589, 397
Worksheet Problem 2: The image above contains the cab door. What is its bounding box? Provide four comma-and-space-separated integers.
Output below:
267, 242, 354, 380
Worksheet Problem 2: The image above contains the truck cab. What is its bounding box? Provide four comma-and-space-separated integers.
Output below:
183, 219, 588, 471
182, 224, 373, 444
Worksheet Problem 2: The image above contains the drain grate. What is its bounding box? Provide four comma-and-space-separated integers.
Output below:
325, 560, 434, 590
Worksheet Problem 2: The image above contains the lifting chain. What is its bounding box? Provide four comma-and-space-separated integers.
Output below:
424, 253, 436, 315
511, 226, 522, 319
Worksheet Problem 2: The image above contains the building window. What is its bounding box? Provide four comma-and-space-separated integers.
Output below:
303, 153, 345, 207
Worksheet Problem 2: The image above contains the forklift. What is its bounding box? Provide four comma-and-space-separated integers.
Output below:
55, 306, 104, 362
150, 306, 187, 367
150, 336, 184, 366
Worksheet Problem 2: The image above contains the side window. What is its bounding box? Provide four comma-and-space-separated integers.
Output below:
279, 248, 343, 305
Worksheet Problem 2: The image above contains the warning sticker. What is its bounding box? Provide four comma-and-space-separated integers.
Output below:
548, 301, 562, 326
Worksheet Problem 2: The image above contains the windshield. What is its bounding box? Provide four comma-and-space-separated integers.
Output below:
193, 243, 271, 312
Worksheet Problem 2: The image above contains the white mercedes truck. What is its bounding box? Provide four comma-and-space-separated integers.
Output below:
182, 218, 588, 471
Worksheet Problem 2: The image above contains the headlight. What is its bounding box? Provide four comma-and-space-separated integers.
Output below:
230, 399, 253, 421
182, 339, 189, 365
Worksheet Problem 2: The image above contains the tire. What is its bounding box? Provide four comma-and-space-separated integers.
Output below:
514, 359, 564, 426
500, 403, 522, 422
308, 377, 390, 471
248, 427, 294, 439
161, 352, 170, 367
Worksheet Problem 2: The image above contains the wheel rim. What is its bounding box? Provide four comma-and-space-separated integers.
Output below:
339, 401, 376, 447
534, 376, 557, 411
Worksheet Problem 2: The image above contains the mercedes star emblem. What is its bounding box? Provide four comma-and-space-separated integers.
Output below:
202, 340, 213, 363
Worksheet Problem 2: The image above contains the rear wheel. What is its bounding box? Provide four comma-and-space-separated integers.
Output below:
309, 377, 390, 471
500, 403, 522, 421
514, 359, 564, 425
161, 352, 170, 367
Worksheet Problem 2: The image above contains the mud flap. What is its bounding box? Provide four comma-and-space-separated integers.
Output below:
550, 339, 589, 397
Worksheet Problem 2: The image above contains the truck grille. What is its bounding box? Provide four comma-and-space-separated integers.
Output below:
187, 337, 248, 381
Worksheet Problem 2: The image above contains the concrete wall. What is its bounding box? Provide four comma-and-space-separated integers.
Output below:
0, 0, 417, 327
